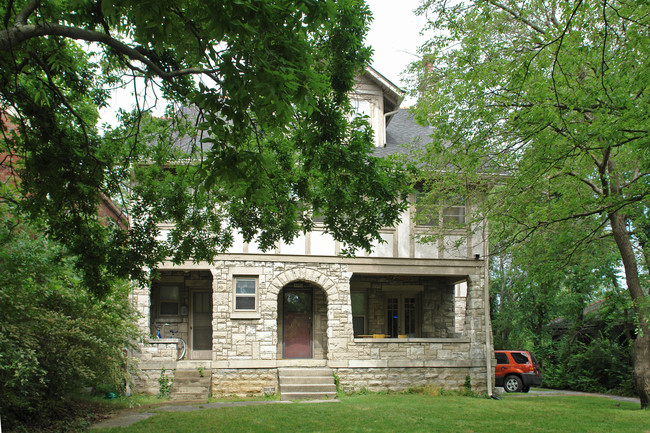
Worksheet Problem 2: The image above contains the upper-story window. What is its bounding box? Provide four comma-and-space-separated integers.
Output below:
415, 190, 466, 227
351, 98, 372, 119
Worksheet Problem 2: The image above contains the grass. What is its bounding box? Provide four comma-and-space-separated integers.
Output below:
93, 393, 650, 433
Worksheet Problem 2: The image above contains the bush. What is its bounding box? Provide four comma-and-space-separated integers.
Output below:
543, 331, 635, 396
0, 208, 140, 430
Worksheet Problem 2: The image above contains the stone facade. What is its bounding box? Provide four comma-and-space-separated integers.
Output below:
131, 257, 493, 397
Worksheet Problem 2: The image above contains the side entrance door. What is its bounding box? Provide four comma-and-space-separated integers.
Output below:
190, 290, 212, 359
283, 289, 313, 358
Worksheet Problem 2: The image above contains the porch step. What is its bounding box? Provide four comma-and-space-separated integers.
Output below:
170, 369, 211, 401
278, 367, 337, 401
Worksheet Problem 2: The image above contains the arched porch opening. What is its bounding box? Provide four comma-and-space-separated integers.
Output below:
277, 281, 328, 359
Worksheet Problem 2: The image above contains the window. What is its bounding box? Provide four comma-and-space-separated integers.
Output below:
495, 352, 509, 364
511, 352, 530, 364
443, 199, 466, 225
234, 277, 257, 311
414, 190, 438, 226
386, 294, 420, 338
158, 285, 180, 316
351, 291, 367, 336
414, 190, 466, 227
351, 98, 372, 119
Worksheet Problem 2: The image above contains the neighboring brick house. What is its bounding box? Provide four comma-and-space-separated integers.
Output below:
131, 67, 494, 399
1, 115, 128, 229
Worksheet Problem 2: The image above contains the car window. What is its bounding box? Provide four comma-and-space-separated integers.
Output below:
495, 352, 509, 364
511, 352, 529, 364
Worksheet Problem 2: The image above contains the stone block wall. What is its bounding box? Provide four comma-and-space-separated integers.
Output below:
131, 340, 177, 394
350, 339, 470, 362
421, 281, 455, 338
212, 368, 278, 396
335, 367, 471, 393
208, 261, 352, 363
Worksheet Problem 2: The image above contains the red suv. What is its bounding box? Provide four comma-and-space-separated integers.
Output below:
494, 350, 542, 392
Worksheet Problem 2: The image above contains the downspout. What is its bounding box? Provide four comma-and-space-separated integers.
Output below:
383, 110, 400, 146
483, 220, 493, 396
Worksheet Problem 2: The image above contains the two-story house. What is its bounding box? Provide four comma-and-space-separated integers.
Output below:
130, 67, 494, 400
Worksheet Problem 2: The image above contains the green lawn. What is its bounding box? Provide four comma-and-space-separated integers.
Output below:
96, 394, 649, 433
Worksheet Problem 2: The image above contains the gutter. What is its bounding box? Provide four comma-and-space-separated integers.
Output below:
383, 109, 401, 146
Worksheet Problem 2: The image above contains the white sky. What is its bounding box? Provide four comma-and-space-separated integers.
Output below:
365, 0, 428, 105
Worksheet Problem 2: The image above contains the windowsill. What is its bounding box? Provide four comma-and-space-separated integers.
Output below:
353, 337, 470, 343
230, 311, 261, 320
413, 226, 467, 233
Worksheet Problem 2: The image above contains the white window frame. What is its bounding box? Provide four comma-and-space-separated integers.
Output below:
234, 277, 257, 310
229, 267, 262, 319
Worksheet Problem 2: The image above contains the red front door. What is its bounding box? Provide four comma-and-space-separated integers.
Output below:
283, 289, 313, 358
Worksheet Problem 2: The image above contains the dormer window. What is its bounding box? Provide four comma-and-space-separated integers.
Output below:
351, 98, 372, 118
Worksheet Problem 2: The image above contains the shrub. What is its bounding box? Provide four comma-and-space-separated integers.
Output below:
0, 208, 140, 430
543, 331, 634, 396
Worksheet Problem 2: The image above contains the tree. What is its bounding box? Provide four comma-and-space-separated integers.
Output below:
0, 1, 409, 296
489, 217, 634, 395
411, 0, 650, 406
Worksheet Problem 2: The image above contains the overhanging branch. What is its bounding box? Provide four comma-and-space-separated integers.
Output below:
0, 22, 218, 81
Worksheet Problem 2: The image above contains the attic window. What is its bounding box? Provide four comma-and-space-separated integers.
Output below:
351, 98, 371, 118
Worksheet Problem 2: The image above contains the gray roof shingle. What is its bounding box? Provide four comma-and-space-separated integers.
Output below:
373, 108, 432, 158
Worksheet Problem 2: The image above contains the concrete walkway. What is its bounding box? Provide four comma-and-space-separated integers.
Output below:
91, 399, 339, 430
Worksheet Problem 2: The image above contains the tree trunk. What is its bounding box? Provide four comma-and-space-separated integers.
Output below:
609, 210, 650, 408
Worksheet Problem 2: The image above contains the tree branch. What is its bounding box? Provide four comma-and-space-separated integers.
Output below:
0, 22, 218, 81
563, 171, 604, 195
487, 1, 547, 35
15, 0, 40, 26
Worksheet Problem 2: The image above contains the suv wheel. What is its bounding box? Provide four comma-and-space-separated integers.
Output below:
504, 375, 523, 392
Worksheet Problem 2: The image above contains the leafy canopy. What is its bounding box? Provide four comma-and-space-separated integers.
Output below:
410, 0, 649, 406
0, 0, 409, 296
411, 0, 649, 244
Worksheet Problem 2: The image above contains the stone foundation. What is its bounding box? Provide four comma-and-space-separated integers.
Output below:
204, 365, 487, 396
211, 368, 278, 396
131, 340, 178, 395
335, 367, 472, 393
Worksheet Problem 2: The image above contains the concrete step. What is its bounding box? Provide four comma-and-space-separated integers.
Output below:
169, 392, 208, 401
278, 368, 333, 377
279, 376, 335, 385
170, 369, 211, 401
277, 367, 336, 401
174, 369, 210, 379
280, 391, 337, 401
280, 383, 337, 393
176, 360, 211, 369
173, 375, 211, 384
